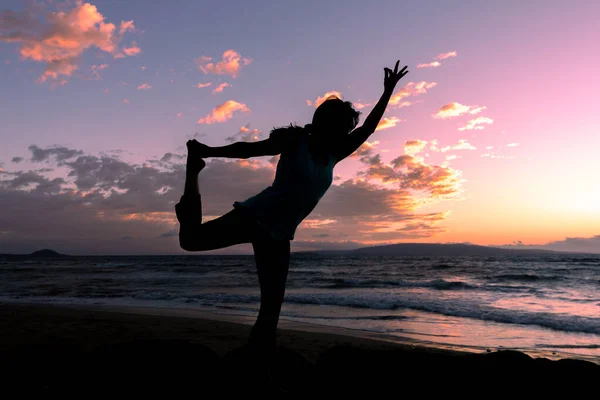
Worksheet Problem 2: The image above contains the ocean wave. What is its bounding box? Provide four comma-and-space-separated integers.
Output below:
308, 278, 477, 291
488, 274, 563, 282
95, 262, 136, 267
280, 293, 600, 335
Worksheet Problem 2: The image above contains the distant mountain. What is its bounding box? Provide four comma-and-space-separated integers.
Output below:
301, 243, 582, 257
0, 249, 69, 257
348, 243, 564, 256
29, 249, 68, 257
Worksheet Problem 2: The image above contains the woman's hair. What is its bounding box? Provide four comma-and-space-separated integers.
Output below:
269, 96, 361, 141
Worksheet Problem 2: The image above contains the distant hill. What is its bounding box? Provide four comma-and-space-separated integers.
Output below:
29, 249, 68, 257
0, 248, 69, 257
301, 243, 582, 257
348, 243, 564, 256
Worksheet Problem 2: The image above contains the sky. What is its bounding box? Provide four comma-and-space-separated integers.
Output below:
1, 0, 599, 255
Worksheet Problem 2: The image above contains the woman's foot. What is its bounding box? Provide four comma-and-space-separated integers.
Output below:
186, 140, 207, 174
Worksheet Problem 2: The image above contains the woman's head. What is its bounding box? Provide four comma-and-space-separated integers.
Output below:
311, 96, 360, 137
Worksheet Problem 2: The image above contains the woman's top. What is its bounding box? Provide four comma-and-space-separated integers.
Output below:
233, 130, 335, 241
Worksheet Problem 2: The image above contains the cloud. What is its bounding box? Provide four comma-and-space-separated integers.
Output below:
440, 139, 476, 152
429, 140, 438, 152
417, 61, 441, 68
197, 82, 212, 88
390, 81, 436, 106
498, 235, 600, 254
225, 124, 262, 142
0, 2, 138, 82
11, 157, 23, 163
28, 144, 83, 164
212, 82, 231, 93
434, 102, 486, 119
196, 49, 252, 78
416, 51, 457, 70
137, 83, 151, 90
306, 91, 342, 108
404, 139, 428, 155
120, 41, 140, 57
158, 229, 177, 238
119, 20, 135, 35
353, 102, 371, 109
445, 155, 459, 161
436, 51, 457, 60
507, 143, 519, 147
197, 100, 250, 124
350, 140, 379, 159
90, 63, 108, 79
0, 138, 465, 253
458, 116, 494, 131
375, 117, 404, 131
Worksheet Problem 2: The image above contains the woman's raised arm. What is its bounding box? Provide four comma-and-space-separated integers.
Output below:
333, 60, 409, 162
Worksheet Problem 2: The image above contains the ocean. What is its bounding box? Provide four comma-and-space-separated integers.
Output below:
1, 253, 599, 363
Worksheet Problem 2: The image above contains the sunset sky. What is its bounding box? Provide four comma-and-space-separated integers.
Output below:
1, 0, 599, 255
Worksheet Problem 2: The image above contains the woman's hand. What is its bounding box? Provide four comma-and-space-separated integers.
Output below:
186, 139, 209, 174
384, 60, 409, 92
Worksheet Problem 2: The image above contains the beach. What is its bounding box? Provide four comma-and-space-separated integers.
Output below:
1, 302, 598, 394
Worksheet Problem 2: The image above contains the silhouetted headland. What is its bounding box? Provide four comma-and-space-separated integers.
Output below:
0, 248, 69, 258
311, 243, 588, 257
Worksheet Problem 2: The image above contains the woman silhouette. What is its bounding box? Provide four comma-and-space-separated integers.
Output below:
176, 60, 408, 353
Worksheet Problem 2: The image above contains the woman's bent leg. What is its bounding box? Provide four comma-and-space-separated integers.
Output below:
176, 193, 256, 251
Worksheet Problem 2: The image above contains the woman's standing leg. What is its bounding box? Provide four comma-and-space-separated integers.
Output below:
248, 237, 291, 353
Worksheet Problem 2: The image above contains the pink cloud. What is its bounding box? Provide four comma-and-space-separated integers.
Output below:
375, 117, 404, 131
307, 91, 342, 108
197, 82, 212, 88
353, 102, 371, 109
404, 139, 428, 155
439, 139, 477, 152
226, 124, 262, 142
196, 49, 252, 78
417, 61, 441, 68
436, 51, 457, 60
0, 2, 138, 82
434, 102, 486, 119
119, 20, 135, 35
390, 81, 436, 106
458, 116, 494, 131
197, 100, 250, 124
121, 41, 140, 56
212, 82, 231, 93
507, 143, 520, 147
137, 83, 151, 90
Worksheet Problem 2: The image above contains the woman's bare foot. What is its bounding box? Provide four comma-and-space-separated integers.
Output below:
186, 140, 206, 174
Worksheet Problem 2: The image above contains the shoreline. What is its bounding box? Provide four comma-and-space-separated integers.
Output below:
1, 300, 598, 364
1, 302, 599, 393
0, 301, 462, 363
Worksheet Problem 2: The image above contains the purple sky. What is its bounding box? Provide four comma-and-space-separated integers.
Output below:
1, 0, 599, 255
